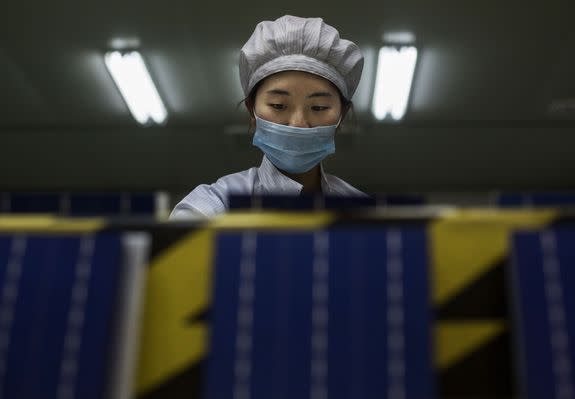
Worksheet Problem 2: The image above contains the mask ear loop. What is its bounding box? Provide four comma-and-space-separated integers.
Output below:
335, 102, 349, 128
335, 116, 343, 129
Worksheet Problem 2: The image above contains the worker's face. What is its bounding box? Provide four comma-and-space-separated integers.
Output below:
253, 71, 343, 128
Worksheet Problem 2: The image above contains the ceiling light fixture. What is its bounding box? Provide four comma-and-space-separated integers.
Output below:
371, 46, 418, 121
104, 51, 167, 125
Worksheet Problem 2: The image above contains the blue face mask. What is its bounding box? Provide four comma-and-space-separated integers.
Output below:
252, 115, 339, 174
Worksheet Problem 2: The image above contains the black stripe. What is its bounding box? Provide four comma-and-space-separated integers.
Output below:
137, 360, 205, 399
439, 331, 514, 398
186, 307, 210, 325
148, 227, 198, 259
550, 219, 575, 227
102, 221, 206, 260
436, 258, 509, 320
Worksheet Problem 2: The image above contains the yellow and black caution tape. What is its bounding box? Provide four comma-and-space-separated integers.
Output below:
430, 209, 558, 397
135, 228, 214, 398
135, 211, 335, 398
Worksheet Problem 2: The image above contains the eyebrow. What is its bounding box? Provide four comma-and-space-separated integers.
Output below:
265, 89, 334, 98
307, 92, 333, 98
266, 89, 290, 96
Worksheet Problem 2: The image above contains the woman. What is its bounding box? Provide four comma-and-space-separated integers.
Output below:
171, 15, 366, 219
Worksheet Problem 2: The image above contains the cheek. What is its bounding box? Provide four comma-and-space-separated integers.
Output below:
254, 104, 267, 117
254, 105, 281, 123
318, 107, 342, 125
254, 102, 272, 119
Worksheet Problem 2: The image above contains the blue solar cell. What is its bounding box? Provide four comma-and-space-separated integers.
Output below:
206, 233, 244, 399
228, 194, 378, 211
228, 195, 254, 210
207, 227, 434, 399
69, 193, 123, 216
532, 193, 575, 206
324, 196, 376, 209
0, 233, 123, 399
130, 193, 156, 215
497, 192, 575, 207
10, 193, 61, 213
511, 228, 575, 399
496, 193, 527, 207
261, 195, 315, 210
383, 195, 426, 206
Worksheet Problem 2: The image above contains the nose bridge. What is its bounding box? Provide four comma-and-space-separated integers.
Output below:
289, 108, 310, 128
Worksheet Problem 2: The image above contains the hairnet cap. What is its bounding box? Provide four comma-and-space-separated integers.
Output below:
239, 15, 364, 100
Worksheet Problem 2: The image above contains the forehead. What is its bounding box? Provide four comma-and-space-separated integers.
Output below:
258, 70, 339, 94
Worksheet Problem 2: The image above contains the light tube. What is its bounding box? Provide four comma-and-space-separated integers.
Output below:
372, 46, 418, 121
105, 51, 167, 125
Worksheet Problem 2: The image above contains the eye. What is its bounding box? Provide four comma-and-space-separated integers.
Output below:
311, 106, 330, 111
269, 103, 286, 110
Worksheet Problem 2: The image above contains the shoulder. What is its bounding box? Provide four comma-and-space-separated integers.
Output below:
324, 173, 368, 197
170, 167, 259, 219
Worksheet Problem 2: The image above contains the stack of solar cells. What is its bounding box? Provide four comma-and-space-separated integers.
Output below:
206, 227, 434, 399
0, 191, 168, 217
511, 227, 575, 399
0, 232, 149, 399
227, 194, 424, 211
497, 192, 575, 207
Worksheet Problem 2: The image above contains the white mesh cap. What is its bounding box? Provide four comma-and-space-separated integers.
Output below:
239, 15, 364, 100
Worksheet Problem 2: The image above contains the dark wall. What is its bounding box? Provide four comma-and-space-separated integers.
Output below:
1, 124, 574, 193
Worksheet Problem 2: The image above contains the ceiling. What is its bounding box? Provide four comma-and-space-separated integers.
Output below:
1, 0, 574, 192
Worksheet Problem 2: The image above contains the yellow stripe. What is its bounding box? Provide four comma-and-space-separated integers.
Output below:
136, 228, 214, 394
0, 216, 104, 233
435, 320, 506, 369
209, 211, 334, 230
430, 209, 556, 306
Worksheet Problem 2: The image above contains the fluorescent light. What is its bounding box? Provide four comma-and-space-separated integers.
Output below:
372, 46, 418, 121
105, 51, 167, 125
382, 32, 416, 45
